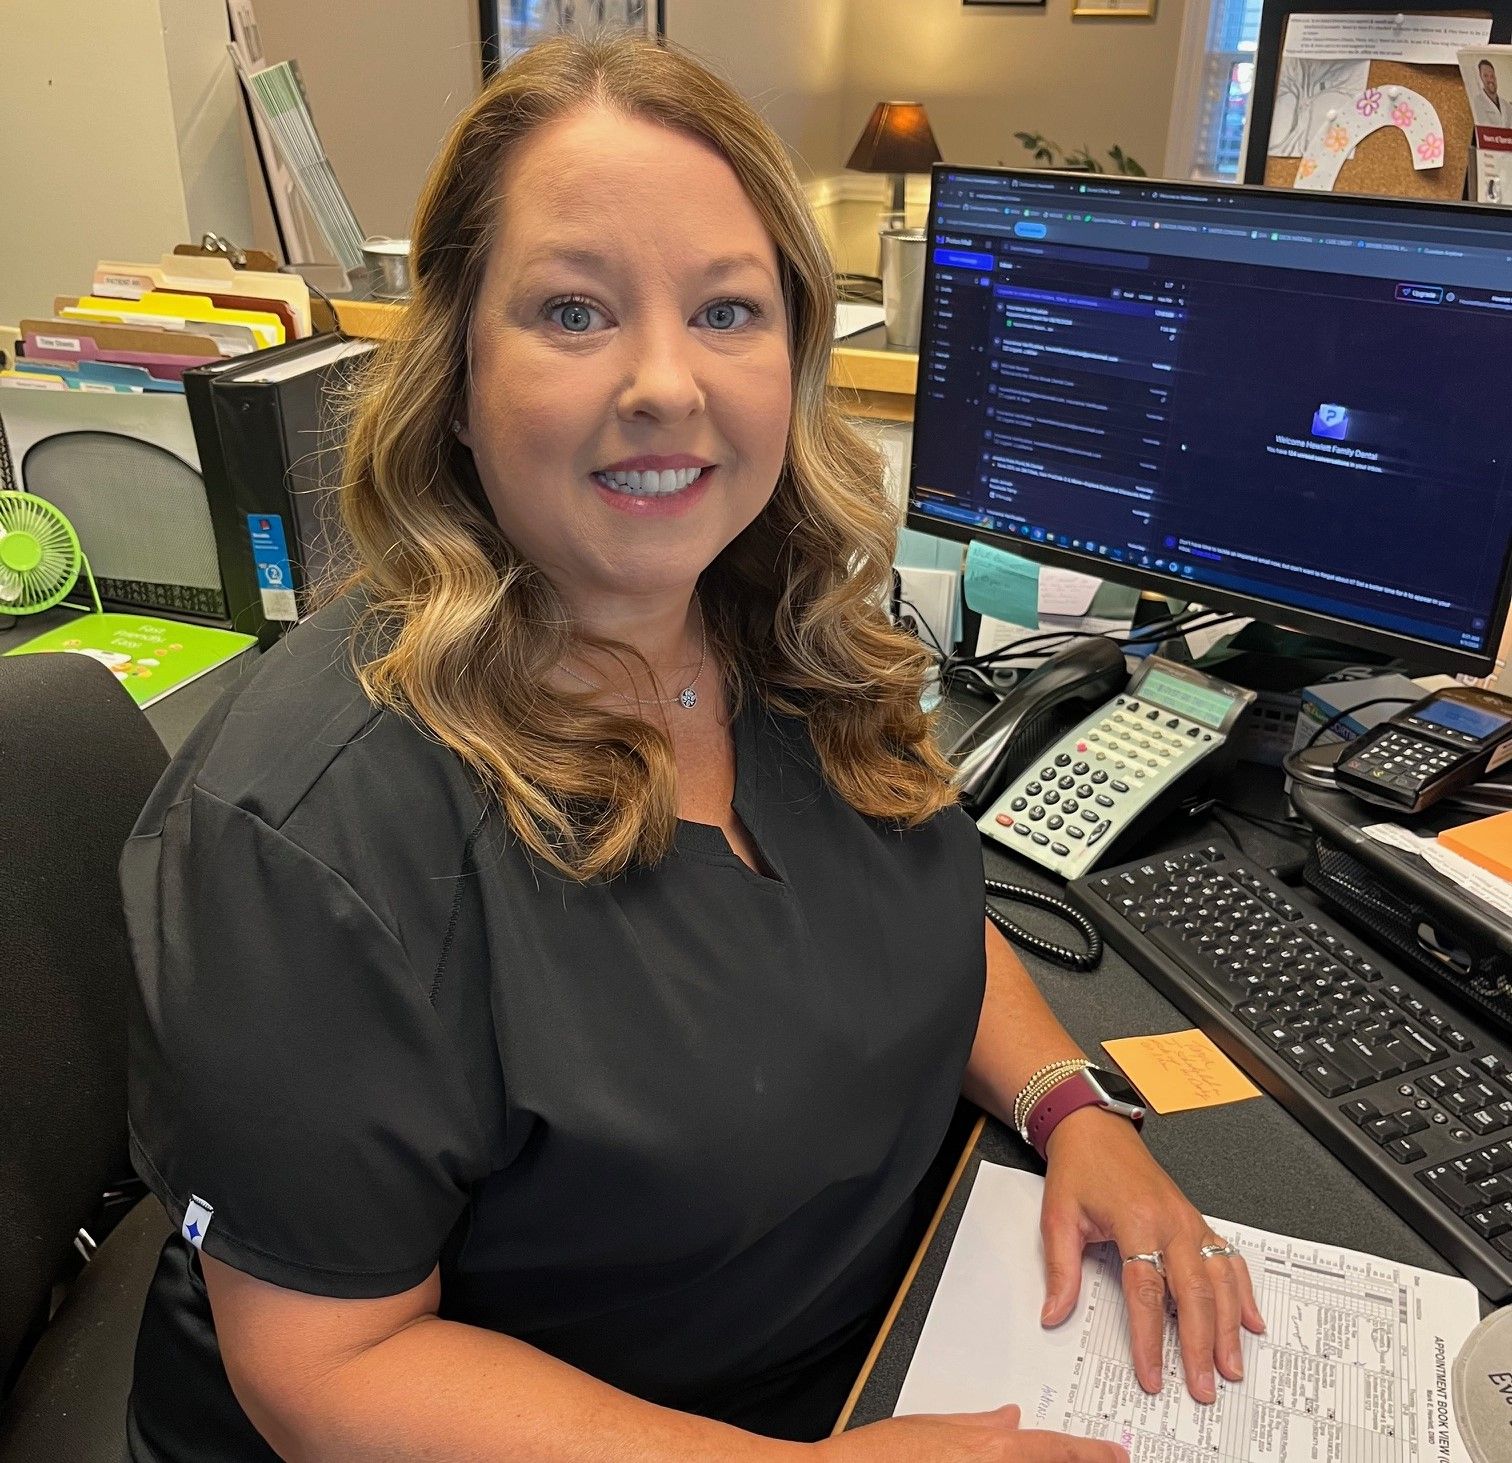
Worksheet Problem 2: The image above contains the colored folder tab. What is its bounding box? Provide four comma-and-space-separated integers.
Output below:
61, 292, 282, 351
93, 255, 312, 338
13, 359, 183, 394
22, 318, 219, 382
0, 368, 69, 390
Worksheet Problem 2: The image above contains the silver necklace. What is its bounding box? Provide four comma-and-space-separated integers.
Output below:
559, 596, 707, 710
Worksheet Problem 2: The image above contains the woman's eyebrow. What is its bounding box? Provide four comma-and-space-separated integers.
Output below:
514, 245, 777, 288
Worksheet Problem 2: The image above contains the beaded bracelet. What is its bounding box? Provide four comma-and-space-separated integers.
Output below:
1011, 1058, 1091, 1136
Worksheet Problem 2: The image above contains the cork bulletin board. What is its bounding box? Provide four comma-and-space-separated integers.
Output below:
1243, 1, 1512, 199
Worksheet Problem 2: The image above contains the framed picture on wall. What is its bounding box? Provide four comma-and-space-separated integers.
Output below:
963, 1, 1048, 8
481, 1, 664, 77
1071, 0, 1157, 16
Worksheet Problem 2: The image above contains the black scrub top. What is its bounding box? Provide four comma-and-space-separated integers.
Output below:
122, 598, 986, 1460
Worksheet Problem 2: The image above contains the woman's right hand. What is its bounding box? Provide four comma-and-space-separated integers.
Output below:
810, 1404, 1129, 1461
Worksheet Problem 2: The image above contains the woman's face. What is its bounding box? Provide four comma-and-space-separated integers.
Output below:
461, 107, 793, 614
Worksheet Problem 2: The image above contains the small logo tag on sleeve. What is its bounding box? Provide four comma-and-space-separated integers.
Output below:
182, 1195, 215, 1249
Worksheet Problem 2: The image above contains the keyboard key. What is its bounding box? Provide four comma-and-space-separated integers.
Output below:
1364, 1115, 1404, 1144
1445, 1028, 1475, 1053
1398, 1029, 1445, 1065
1472, 1173, 1512, 1207
1302, 1059, 1352, 1097
1469, 1202, 1512, 1240
1343, 1099, 1378, 1126
1385, 1137, 1425, 1164
1469, 1108, 1504, 1138
1419, 1166, 1482, 1214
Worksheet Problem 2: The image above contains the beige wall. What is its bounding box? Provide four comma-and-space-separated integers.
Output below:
1, 1, 190, 330
160, 0, 257, 249
246, 0, 481, 242
840, 0, 1183, 181
667, 0, 851, 178
2, 0, 1188, 322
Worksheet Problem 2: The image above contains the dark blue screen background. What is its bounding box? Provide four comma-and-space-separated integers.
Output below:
911, 172, 1512, 659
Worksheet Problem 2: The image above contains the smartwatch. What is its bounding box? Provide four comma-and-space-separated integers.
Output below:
1023, 1065, 1147, 1160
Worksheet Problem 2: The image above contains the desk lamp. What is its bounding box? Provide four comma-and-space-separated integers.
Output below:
845, 101, 943, 223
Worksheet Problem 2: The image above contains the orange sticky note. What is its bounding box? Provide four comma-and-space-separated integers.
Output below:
1102, 1029, 1261, 1115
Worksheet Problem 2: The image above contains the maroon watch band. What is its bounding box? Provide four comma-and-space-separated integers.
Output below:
1025, 1072, 1141, 1160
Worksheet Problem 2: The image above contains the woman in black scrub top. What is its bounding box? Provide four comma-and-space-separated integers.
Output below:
123, 34, 1263, 1463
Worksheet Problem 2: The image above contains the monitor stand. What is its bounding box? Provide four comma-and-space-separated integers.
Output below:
1132, 600, 1402, 691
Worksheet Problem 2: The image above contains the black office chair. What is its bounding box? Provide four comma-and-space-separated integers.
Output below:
0, 651, 174, 1461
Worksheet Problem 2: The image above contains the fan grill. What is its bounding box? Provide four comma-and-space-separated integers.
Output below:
0, 492, 82, 611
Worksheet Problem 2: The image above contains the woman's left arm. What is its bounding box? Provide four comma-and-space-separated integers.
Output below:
963, 919, 1265, 1404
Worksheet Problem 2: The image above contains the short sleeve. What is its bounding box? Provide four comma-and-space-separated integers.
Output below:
123, 784, 490, 1298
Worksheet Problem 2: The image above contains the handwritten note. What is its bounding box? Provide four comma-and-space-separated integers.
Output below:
963, 540, 1039, 629
1102, 1029, 1261, 1114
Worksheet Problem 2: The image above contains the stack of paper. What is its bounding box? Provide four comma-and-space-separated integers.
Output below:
232, 56, 365, 274
1, 254, 316, 397
895, 1164, 1479, 1462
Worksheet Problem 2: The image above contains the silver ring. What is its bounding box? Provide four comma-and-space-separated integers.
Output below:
1199, 1242, 1237, 1260
1121, 1249, 1165, 1277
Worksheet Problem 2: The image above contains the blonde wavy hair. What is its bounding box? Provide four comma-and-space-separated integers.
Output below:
337, 31, 958, 880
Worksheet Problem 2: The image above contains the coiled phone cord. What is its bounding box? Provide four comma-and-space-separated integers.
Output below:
984, 879, 1104, 972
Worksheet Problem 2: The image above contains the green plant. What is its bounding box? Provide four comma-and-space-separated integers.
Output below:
1012, 132, 1147, 176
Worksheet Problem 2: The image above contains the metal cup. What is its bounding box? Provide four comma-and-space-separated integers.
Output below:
361, 236, 413, 300
879, 227, 927, 351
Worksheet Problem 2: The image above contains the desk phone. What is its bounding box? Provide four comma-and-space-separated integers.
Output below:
1335, 686, 1512, 814
976, 656, 1255, 881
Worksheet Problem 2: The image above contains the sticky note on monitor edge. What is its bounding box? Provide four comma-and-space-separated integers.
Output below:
963, 539, 1039, 629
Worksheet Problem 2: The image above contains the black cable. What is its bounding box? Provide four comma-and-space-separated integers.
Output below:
984, 879, 1103, 971
950, 608, 1232, 674
897, 596, 948, 659
1301, 696, 1417, 751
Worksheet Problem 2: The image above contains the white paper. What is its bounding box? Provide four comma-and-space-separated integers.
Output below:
1364, 821, 1512, 920
835, 302, 886, 340
1269, 60, 1373, 156
974, 613, 1128, 658
896, 1164, 1479, 1462
1038, 566, 1101, 619
896, 565, 960, 656
1184, 615, 1249, 661
1280, 14, 1492, 65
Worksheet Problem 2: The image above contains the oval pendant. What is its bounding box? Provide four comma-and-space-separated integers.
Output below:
679, 687, 698, 709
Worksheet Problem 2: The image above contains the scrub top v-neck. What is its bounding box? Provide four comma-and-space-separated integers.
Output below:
123, 597, 988, 1459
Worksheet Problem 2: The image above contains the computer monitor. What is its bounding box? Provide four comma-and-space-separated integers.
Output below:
907, 168, 1512, 674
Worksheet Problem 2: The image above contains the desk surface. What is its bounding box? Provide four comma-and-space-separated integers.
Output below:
837, 754, 1473, 1431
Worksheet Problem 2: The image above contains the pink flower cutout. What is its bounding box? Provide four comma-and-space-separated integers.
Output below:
1356, 88, 1383, 117
1391, 101, 1416, 129
1324, 123, 1350, 153
1298, 156, 1318, 179
1418, 132, 1443, 163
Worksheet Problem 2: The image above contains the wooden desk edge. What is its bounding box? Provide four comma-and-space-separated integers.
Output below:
331, 300, 917, 416
831, 1111, 988, 1435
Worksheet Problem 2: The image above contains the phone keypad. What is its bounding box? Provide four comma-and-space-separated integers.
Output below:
979, 695, 1222, 879
1342, 729, 1456, 795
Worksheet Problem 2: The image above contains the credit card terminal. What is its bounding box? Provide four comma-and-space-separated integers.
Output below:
976, 656, 1255, 881
1334, 686, 1512, 813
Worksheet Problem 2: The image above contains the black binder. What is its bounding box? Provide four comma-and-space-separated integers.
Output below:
185, 334, 377, 647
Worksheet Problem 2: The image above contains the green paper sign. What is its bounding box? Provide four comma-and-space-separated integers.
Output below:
5, 613, 256, 707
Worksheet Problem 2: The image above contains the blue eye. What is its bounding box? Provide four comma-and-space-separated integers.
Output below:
702, 299, 757, 331
547, 297, 602, 333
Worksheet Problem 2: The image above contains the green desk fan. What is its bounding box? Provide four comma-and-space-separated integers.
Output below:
0, 490, 103, 617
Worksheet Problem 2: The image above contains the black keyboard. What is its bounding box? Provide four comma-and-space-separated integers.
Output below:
1069, 841, 1512, 1302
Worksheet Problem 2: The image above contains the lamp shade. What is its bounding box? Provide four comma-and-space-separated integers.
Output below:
845, 101, 943, 175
